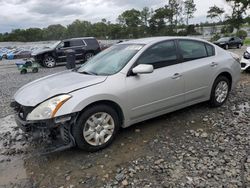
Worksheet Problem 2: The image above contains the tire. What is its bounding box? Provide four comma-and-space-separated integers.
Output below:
32, 67, 38, 73
72, 104, 120, 152
20, 69, 27, 74
85, 52, 94, 61
237, 44, 242, 49
225, 44, 229, 50
43, 55, 56, 68
209, 76, 230, 107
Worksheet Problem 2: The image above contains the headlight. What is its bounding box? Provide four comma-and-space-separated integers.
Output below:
220, 42, 226, 45
244, 52, 250, 59
27, 94, 72, 121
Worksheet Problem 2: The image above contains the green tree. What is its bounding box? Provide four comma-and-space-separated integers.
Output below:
207, 5, 225, 22
225, 0, 250, 30
117, 9, 142, 38
184, 0, 196, 25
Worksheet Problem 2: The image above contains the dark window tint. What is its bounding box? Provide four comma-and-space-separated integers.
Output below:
84, 39, 99, 47
137, 40, 178, 69
205, 44, 215, 57
63, 41, 70, 48
70, 40, 84, 47
179, 40, 207, 61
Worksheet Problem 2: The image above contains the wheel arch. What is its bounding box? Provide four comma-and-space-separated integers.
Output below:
77, 100, 125, 127
215, 71, 232, 90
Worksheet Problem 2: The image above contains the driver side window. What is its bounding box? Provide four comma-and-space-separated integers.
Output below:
137, 40, 178, 69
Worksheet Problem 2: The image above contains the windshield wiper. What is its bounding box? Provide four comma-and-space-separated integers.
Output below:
80, 71, 98, 75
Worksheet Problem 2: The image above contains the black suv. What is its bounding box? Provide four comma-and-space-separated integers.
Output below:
32, 37, 101, 68
214, 37, 243, 50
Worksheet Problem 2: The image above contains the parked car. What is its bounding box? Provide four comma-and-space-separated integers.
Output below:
31, 37, 101, 68
12, 37, 241, 152
214, 37, 243, 50
240, 47, 250, 71
13, 50, 32, 59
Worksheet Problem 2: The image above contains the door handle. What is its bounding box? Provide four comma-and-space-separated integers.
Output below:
171, 73, 182, 79
210, 62, 218, 67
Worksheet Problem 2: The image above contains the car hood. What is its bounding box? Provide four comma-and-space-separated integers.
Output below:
14, 71, 107, 106
32, 48, 53, 56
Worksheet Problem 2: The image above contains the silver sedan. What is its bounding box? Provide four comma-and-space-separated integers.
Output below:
13, 37, 241, 152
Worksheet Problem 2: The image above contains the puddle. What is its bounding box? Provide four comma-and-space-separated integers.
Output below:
0, 115, 28, 186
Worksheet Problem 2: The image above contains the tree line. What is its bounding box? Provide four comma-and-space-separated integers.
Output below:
0, 0, 249, 42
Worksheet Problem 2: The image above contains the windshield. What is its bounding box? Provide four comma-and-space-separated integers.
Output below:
48, 41, 61, 49
77, 44, 144, 76
217, 37, 230, 42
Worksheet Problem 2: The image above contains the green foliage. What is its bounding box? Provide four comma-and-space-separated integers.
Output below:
244, 38, 250, 45
236, 30, 248, 39
221, 25, 234, 34
1, 1, 248, 42
225, 0, 250, 30
184, 0, 196, 25
207, 6, 225, 22
210, 33, 221, 42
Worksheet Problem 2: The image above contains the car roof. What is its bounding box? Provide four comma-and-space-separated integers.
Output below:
63, 37, 96, 41
121, 36, 210, 45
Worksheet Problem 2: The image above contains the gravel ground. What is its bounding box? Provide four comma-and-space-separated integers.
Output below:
0, 47, 249, 188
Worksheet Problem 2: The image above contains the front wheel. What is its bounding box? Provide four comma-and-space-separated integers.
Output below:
85, 52, 94, 61
209, 76, 230, 107
72, 104, 120, 152
237, 44, 242, 49
43, 55, 56, 68
225, 44, 229, 50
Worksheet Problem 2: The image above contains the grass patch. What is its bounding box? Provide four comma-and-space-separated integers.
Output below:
244, 37, 250, 46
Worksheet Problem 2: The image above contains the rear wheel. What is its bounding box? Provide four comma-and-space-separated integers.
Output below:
20, 69, 27, 74
210, 76, 230, 107
43, 55, 56, 68
32, 67, 38, 73
72, 104, 120, 152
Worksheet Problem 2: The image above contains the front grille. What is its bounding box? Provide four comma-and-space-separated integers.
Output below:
241, 63, 246, 68
61, 125, 71, 145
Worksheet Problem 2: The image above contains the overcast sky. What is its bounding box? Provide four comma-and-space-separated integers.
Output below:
0, 0, 231, 33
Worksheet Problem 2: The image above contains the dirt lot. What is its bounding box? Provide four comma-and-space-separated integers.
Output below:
0, 47, 249, 188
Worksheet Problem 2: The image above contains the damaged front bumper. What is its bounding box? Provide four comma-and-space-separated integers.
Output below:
12, 101, 78, 153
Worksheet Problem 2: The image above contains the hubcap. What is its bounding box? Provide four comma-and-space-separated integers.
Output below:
83, 112, 115, 146
44, 57, 55, 67
215, 81, 228, 103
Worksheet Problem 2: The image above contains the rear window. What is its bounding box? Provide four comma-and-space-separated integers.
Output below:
205, 44, 215, 57
179, 40, 207, 62
84, 39, 99, 47
70, 40, 84, 47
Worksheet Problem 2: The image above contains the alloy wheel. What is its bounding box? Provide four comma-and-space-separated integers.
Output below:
215, 81, 229, 103
44, 56, 56, 68
83, 112, 115, 146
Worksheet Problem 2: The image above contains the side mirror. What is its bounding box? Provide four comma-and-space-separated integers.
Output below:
132, 64, 154, 75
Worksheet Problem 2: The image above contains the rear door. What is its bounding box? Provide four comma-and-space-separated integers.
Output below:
126, 40, 185, 122
70, 40, 86, 61
177, 39, 216, 103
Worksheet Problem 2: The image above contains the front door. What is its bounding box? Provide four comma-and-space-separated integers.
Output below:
125, 40, 185, 122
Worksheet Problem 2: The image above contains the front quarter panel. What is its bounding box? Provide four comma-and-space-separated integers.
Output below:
55, 73, 129, 126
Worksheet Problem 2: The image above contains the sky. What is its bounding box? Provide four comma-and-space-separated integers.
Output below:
0, 0, 232, 33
